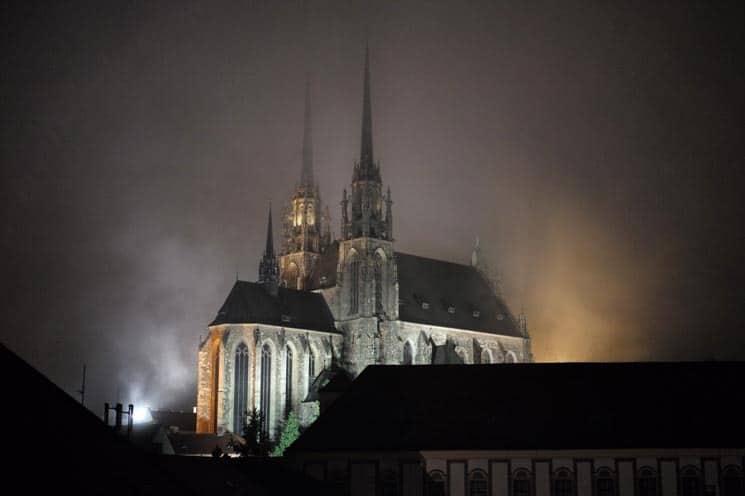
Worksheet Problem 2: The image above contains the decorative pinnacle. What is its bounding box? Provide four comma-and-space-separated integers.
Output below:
265, 203, 274, 257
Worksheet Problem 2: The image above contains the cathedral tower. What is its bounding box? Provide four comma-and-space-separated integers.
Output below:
337, 44, 397, 375
279, 77, 331, 289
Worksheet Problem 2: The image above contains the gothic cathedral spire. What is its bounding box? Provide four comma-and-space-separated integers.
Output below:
357, 42, 378, 181
301, 75, 314, 189
278, 74, 330, 290
258, 204, 279, 285
343, 43, 392, 240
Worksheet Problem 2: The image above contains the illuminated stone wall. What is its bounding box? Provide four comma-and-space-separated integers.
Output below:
195, 323, 342, 436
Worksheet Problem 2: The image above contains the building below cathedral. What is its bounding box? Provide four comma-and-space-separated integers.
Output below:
195, 46, 532, 437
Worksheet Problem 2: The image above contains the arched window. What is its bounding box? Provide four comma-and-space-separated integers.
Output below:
553, 468, 575, 496
505, 351, 517, 363
260, 344, 272, 436
350, 258, 360, 314
374, 253, 384, 315
480, 348, 493, 364
427, 470, 446, 496
637, 467, 658, 496
307, 349, 316, 395
680, 466, 701, 496
468, 470, 488, 496
233, 343, 249, 433
454, 346, 467, 364
285, 346, 293, 416
212, 345, 220, 433
402, 341, 413, 365
595, 467, 615, 496
513, 469, 532, 496
722, 466, 744, 496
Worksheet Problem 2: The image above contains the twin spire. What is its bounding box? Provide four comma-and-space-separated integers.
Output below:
261, 42, 389, 282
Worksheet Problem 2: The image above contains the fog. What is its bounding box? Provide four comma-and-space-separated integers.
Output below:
2, 0, 743, 413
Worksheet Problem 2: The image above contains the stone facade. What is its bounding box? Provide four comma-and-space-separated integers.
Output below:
197, 323, 342, 437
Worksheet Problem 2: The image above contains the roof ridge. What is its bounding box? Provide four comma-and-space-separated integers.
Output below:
394, 251, 474, 269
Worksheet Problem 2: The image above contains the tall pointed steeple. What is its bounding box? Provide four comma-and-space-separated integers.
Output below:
278, 72, 329, 290
265, 204, 275, 257
259, 204, 279, 286
343, 42, 390, 240
358, 42, 376, 180
300, 75, 314, 188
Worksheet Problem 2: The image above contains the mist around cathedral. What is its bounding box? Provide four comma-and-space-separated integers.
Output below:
3, 1, 744, 494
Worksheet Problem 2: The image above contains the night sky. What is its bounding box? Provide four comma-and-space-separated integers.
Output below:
2, 0, 743, 414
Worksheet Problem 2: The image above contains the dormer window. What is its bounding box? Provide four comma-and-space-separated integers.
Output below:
448, 306, 456, 314
320, 276, 328, 284
421, 302, 430, 310
497, 313, 504, 321
281, 314, 292, 323
472, 310, 480, 318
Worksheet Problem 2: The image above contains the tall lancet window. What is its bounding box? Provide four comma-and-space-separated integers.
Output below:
350, 258, 360, 314
260, 344, 272, 436
307, 350, 316, 394
233, 343, 249, 433
374, 254, 383, 315
285, 346, 293, 416
402, 341, 413, 365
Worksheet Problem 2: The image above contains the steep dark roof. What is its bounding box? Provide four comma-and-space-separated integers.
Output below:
210, 280, 337, 332
289, 362, 745, 452
4, 342, 322, 495
3, 342, 197, 494
395, 252, 521, 336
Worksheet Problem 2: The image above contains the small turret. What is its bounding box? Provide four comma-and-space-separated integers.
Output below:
259, 205, 279, 294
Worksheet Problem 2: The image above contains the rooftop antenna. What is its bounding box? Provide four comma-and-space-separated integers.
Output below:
77, 364, 87, 407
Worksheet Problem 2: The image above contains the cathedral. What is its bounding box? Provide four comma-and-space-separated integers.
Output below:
195, 46, 532, 437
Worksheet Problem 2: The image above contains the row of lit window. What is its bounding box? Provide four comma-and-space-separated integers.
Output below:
425, 465, 744, 496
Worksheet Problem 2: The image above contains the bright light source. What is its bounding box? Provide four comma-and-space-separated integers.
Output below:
132, 405, 153, 424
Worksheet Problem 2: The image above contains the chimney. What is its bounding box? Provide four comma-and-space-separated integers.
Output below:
115, 403, 123, 431
127, 404, 134, 437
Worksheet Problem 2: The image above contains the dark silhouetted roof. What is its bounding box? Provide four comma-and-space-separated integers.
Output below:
210, 281, 338, 332
289, 362, 745, 452
3, 342, 203, 494
395, 253, 521, 336
4, 342, 322, 495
